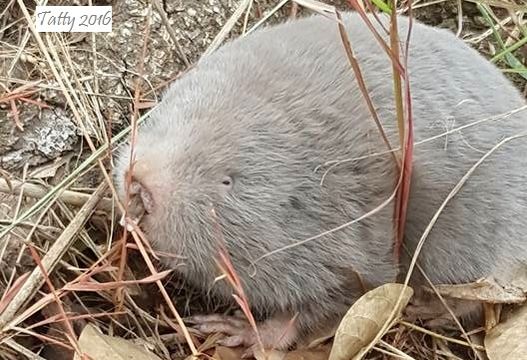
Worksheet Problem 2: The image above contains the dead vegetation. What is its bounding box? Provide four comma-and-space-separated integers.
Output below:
1, 0, 527, 359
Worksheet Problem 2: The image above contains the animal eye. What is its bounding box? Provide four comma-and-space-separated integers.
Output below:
221, 175, 233, 188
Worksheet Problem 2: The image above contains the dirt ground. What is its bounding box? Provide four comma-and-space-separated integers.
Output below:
0, 0, 526, 359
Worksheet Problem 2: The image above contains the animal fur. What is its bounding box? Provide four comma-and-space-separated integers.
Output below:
114, 12, 527, 345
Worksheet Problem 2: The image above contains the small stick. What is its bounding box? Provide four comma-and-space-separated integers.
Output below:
0, 182, 107, 331
0, 178, 113, 213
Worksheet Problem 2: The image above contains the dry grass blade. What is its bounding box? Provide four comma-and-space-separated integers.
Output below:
0, 272, 29, 314
116, 1, 152, 313
151, 0, 190, 67
345, 0, 415, 262
246, 0, 290, 35
3, 1, 526, 359
376, 340, 415, 359
319, 105, 527, 173
335, 10, 399, 167
388, 2, 406, 148
392, 0, 414, 261
463, 0, 527, 11
110, 8, 198, 352
347, 0, 415, 263
348, 0, 405, 75
204, 206, 263, 352
27, 310, 124, 332
127, 228, 198, 355
400, 321, 486, 351
11, 324, 74, 350
4, 292, 64, 335
0, 183, 107, 331
204, 0, 252, 55
63, 270, 172, 291
0, 81, 41, 98
26, 243, 81, 354
216, 246, 263, 352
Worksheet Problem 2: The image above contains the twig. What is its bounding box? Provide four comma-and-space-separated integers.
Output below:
0, 178, 113, 213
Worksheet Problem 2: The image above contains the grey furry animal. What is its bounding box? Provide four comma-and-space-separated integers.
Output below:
114, 12, 527, 350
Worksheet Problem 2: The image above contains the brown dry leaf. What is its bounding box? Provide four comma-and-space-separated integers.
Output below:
328, 283, 413, 360
432, 277, 526, 304
485, 303, 527, 360
74, 323, 162, 360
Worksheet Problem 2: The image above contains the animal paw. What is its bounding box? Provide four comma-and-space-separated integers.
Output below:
188, 311, 299, 355
189, 312, 257, 348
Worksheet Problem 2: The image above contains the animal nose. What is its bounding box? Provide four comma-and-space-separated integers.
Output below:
121, 176, 155, 226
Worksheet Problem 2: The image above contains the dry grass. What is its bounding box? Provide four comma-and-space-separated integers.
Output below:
0, 0, 526, 359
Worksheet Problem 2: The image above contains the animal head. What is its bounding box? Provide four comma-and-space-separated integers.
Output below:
112, 70, 325, 288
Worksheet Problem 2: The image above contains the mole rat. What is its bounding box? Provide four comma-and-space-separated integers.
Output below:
114, 12, 527, 350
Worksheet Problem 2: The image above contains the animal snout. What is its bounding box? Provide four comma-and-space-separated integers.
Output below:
120, 170, 156, 227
